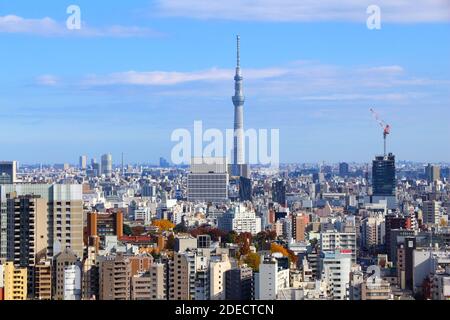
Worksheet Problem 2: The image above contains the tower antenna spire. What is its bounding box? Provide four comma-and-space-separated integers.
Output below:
236, 35, 240, 68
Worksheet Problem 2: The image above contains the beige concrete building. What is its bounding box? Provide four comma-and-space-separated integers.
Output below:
0, 184, 84, 261
169, 252, 196, 300
149, 263, 167, 300
99, 254, 131, 300
51, 196, 84, 259
131, 272, 152, 300
209, 254, 231, 300
3, 261, 27, 300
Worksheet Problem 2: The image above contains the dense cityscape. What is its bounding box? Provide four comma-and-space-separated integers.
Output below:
1, 35, 449, 302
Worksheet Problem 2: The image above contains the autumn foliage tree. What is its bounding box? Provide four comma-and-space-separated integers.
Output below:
152, 219, 175, 232
243, 252, 261, 272
131, 225, 145, 236
236, 232, 253, 256
189, 226, 227, 242
255, 230, 277, 250
270, 243, 298, 264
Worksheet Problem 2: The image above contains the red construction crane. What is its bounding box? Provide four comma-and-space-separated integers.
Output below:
370, 108, 391, 156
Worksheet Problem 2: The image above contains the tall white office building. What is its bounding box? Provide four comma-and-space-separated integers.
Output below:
321, 250, 352, 300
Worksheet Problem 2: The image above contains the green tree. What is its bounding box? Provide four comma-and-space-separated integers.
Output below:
123, 224, 132, 236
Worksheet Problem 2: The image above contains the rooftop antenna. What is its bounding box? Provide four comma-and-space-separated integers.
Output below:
370, 108, 391, 157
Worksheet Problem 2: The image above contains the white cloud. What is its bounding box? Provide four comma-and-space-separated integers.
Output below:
36, 75, 59, 86
82, 67, 288, 86
38, 61, 447, 103
0, 15, 160, 37
155, 0, 450, 23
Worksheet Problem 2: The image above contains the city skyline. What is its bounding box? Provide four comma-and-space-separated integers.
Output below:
1, 1, 449, 164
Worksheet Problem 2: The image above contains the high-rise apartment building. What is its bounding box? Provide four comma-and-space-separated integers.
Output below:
6, 195, 48, 267
321, 250, 352, 300
99, 254, 131, 300
169, 251, 196, 300
422, 200, 441, 225
0, 184, 83, 260
3, 261, 27, 300
149, 263, 167, 300
187, 157, 229, 203
131, 272, 152, 300
209, 254, 231, 300
255, 256, 289, 300
5, 194, 48, 297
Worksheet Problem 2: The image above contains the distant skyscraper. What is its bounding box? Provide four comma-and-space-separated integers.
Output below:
239, 177, 252, 201
425, 163, 440, 183
231, 35, 249, 178
0, 161, 17, 184
272, 180, 286, 206
101, 154, 113, 177
159, 157, 170, 168
339, 162, 349, 177
372, 153, 396, 197
79, 156, 87, 170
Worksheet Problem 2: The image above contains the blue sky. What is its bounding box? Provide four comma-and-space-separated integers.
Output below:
0, 0, 449, 164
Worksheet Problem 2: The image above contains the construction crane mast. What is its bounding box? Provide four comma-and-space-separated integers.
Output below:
370, 108, 391, 157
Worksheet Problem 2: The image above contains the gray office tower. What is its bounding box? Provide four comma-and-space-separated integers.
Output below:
372, 153, 397, 209
187, 158, 229, 203
231, 35, 249, 178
